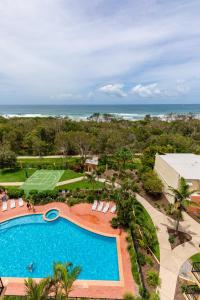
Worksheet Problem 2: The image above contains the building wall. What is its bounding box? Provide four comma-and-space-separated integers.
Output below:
154, 154, 180, 203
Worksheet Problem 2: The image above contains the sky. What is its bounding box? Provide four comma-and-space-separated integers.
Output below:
0, 0, 200, 105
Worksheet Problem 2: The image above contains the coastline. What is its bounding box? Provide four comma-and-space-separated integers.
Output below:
0, 104, 200, 121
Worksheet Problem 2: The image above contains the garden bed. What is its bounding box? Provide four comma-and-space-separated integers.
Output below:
167, 228, 192, 249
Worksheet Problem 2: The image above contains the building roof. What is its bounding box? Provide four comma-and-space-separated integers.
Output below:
159, 153, 200, 180
85, 157, 98, 165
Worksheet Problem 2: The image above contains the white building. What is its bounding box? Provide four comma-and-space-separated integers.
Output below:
154, 153, 200, 203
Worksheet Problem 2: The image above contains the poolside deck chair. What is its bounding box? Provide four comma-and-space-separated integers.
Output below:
10, 199, 16, 209
110, 204, 116, 214
2, 201, 7, 212
92, 200, 98, 211
102, 202, 110, 213
18, 198, 24, 207
97, 201, 104, 212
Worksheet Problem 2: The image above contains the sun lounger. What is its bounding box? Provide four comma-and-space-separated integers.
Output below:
92, 200, 98, 211
18, 198, 24, 207
97, 201, 104, 212
2, 201, 7, 212
102, 202, 110, 213
110, 204, 116, 213
10, 199, 16, 209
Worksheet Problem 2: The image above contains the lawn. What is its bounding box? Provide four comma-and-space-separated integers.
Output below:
18, 156, 80, 165
56, 179, 104, 190
59, 169, 83, 181
0, 168, 36, 182
21, 170, 64, 192
190, 253, 200, 263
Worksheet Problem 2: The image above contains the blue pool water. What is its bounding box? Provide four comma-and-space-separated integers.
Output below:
0, 215, 119, 280
45, 209, 59, 220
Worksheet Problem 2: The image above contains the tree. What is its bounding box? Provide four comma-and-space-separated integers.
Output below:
52, 262, 81, 298
141, 170, 163, 197
115, 147, 133, 170
169, 177, 196, 233
86, 171, 97, 190
0, 148, 17, 168
25, 277, 52, 300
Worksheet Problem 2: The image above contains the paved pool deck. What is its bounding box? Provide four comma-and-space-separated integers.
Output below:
0, 200, 136, 299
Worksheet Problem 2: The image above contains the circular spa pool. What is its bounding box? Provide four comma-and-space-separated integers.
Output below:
44, 209, 60, 221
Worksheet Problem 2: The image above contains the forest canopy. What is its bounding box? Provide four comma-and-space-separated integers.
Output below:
0, 115, 200, 157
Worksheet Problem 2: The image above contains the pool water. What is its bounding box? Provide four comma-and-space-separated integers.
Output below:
0, 215, 119, 280
45, 209, 59, 220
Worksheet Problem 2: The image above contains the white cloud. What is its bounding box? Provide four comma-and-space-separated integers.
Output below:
0, 0, 199, 103
131, 83, 161, 97
99, 84, 126, 97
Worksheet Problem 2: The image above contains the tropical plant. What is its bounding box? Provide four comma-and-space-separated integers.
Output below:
52, 262, 81, 298
25, 277, 52, 300
146, 270, 160, 288
169, 177, 196, 233
86, 171, 97, 190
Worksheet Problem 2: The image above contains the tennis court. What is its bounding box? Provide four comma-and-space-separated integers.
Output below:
21, 170, 64, 192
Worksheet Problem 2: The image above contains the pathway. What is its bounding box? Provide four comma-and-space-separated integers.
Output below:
136, 194, 200, 300
56, 176, 86, 186
0, 176, 85, 187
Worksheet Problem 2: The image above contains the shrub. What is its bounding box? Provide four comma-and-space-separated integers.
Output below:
111, 217, 119, 229
141, 170, 163, 197
137, 252, 146, 266
146, 270, 160, 287
169, 235, 175, 244
7, 188, 24, 199
150, 292, 160, 300
67, 197, 82, 206
123, 292, 136, 300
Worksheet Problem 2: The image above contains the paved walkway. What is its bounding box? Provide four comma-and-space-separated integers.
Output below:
136, 194, 200, 300
56, 176, 86, 186
0, 176, 85, 187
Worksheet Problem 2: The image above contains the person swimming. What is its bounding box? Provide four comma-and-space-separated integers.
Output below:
27, 263, 34, 273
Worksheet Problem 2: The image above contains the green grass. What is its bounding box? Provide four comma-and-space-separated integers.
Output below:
59, 169, 83, 181
17, 156, 80, 165
0, 168, 36, 182
56, 180, 104, 190
190, 253, 200, 263
21, 170, 64, 192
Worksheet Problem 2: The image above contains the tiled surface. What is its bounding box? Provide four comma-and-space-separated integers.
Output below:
0, 200, 136, 299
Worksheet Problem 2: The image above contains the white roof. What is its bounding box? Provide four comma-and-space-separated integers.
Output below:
159, 153, 200, 180
85, 157, 98, 165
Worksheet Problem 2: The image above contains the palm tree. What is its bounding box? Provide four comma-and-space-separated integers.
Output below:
169, 177, 196, 233
52, 262, 81, 298
25, 277, 52, 300
86, 171, 96, 190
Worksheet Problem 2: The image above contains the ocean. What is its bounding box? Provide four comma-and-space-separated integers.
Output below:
0, 104, 200, 121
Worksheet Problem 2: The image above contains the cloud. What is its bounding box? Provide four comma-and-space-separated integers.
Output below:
99, 84, 127, 97
131, 83, 161, 97
0, 0, 199, 103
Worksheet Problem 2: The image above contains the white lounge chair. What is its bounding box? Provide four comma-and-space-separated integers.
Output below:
110, 204, 116, 213
92, 200, 98, 211
97, 202, 104, 212
102, 202, 110, 213
18, 198, 24, 207
2, 201, 7, 212
10, 199, 16, 209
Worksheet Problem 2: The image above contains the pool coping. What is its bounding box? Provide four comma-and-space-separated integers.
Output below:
0, 208, 124, 288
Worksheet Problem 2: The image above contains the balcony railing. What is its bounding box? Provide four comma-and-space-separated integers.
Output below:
184, 285, 200, 300
192, 262, 200, 284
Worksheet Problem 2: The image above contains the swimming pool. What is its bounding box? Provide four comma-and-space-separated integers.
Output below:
0, 214, 119, 280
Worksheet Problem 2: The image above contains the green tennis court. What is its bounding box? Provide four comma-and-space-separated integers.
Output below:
21, 170, 64, 192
